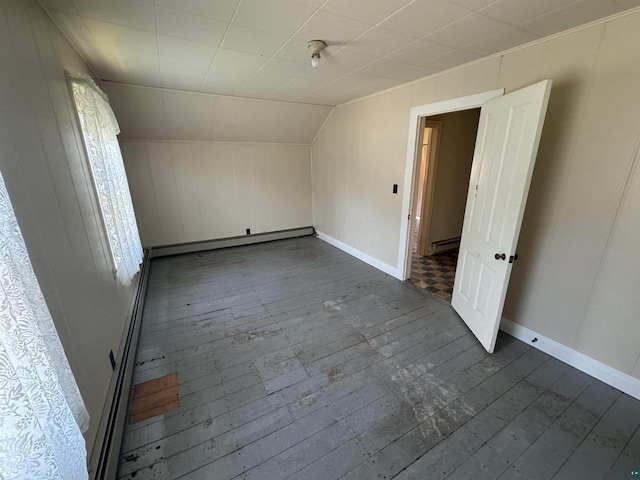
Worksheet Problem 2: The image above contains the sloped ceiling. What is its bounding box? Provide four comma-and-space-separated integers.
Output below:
102, 81, 333, 143
41, 0, 637, 106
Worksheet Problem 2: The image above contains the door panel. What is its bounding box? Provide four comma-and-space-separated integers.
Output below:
452, 80, 552, 353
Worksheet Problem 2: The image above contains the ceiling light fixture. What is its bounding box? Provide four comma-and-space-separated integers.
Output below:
308, 40, 327, 68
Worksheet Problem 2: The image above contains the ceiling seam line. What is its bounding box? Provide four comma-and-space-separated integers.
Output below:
198, 0, 243, 92
153, 0, 163, 87
101, 79, 333, 108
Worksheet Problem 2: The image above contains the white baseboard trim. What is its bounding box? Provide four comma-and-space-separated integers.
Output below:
500, 317, 640, 400
315, 231, 402, 280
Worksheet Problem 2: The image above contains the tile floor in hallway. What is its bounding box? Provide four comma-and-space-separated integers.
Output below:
117, 236, 640, 480
408, 249, 458, 300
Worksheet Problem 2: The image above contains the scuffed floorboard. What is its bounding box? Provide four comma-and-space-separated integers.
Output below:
117, 236, 640, 480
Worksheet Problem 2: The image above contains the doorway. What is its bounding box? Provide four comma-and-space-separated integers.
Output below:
407, 109, 481, 300
398, 89, 504, 282
400, 82, 551, 352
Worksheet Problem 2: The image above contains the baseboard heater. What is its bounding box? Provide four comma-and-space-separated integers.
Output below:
149, 226, 314, 258
430, 236, 461, 254
90, 249, 151, 480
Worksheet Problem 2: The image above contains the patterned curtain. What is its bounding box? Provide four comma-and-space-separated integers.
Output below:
70, 73, 143, 285
0, 171, 89, 479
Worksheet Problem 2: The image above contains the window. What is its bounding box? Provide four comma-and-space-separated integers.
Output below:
0, 171, 89, 479
69, 73, 142, 285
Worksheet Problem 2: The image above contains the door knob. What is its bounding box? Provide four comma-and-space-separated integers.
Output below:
495, 253, 506, 260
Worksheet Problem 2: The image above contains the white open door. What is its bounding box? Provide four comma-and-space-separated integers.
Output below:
451, 80, 552, 353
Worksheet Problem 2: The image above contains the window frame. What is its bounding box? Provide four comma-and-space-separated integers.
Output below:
66, 71, 119, 278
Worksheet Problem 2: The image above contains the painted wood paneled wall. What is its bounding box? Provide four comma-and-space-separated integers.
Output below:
0, 0, 136, 457
102, 82, 334, 145
312, 10, 640, 379
122, 141, 313, 247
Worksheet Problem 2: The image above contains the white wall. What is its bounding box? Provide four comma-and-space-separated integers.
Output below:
122, 141, 313, 247
312, 10, 640, 380
427, 109, 480, 246
104, 84, 324, 248
102, 82, 334, 144
0, 0, 136, 457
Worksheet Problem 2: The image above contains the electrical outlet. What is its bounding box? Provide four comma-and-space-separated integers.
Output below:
109, 350, 116, 370
246, 228, 251, 235
393, 184, 398, 194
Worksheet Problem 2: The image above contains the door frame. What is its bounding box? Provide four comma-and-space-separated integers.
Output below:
398, 89, 504, 280
416, 120, 441, 257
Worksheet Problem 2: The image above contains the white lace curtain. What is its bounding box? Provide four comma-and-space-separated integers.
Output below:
70, 73, 142, 285
0, 171, 90, 479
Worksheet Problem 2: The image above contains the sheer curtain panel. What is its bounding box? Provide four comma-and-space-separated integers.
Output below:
0, 171, 90, 479
70, 73, 143, 285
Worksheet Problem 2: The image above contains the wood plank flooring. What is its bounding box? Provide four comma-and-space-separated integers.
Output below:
117, 236, 640, 480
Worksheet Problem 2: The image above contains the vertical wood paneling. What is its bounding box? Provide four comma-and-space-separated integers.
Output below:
170, 143, 202, 241
252, 146, 271, 234
123, 141, 313, 246
191, 143, 222, 240
233, 144, 256, 233
576, 140, 640, 374
298, 145, 314, 227
334, 112, 347, 240
122, 142, 159, 246
145, 142, 183, 245
214, 143, 239, 238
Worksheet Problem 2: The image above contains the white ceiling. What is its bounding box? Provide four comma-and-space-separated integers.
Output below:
41, 0, 637, 106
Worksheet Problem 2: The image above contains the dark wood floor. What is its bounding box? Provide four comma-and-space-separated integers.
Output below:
117, 236, 640, 480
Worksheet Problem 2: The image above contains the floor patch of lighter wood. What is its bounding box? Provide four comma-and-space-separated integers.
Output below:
130, 373, 179, 424
117, 236, 640, 480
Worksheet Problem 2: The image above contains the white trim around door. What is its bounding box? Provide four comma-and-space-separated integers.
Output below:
397, 89, 504, 280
